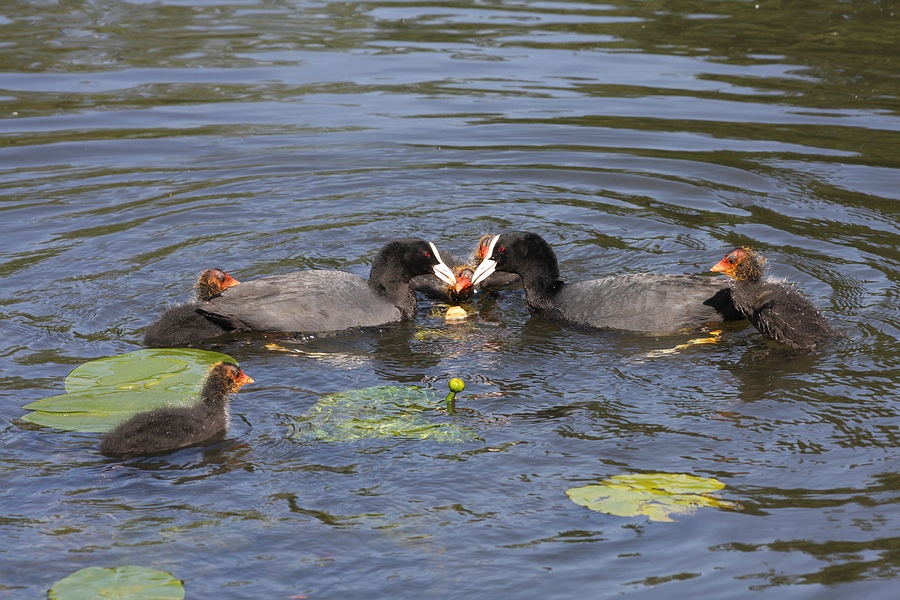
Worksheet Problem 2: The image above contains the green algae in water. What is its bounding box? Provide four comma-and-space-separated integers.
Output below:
287, 385, 479, 443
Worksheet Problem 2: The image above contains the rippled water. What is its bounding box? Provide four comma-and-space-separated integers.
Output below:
1, 0, 898, 597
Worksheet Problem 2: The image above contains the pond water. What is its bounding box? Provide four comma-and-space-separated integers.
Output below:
1, 0, 898, 597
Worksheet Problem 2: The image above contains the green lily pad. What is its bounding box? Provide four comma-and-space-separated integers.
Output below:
49, 566, 184, 600
287, 385, 479, 443
22, 348, 237, 433
566, 473, 740, 522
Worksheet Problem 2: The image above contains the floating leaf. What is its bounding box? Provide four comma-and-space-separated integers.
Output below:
287, 385, 479, 443
49, 566, 184, 600
566, 473, 740, 522
22, 349, 237, 432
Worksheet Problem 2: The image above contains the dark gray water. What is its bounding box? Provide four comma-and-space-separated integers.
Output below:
1, 0, 898, 597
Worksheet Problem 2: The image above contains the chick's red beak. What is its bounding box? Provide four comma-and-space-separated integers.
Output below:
235, 369, 254, 387
453, 267, 475, 293
710, 257, 731, 274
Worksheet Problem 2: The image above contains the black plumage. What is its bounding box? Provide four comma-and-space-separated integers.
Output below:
711, 247, 839, 350
143, 268, 240, 347
100, 362, 253, 457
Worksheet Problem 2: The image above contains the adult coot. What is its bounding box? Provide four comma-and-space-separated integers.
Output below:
198, 238, 457, 334
711, 247, 839, 350
143, 269, 241, 347
99, 362, 253, 457
470, 231, 741, 332
410, 234, 521, 303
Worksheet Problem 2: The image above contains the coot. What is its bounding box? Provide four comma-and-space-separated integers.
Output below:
99, 362, 253, 457
711, 247, 838, 350
143, 268, 241, 347
195, 268, 241, 301
198, 238, 456, 334
473, 233, 522, 292
470, 231, 741, 332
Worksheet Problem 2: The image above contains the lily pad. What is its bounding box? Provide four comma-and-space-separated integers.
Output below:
22, 348, 237, 433
49, 566, 184, 600
566, 473, 740, 522
287, 385, 479, 443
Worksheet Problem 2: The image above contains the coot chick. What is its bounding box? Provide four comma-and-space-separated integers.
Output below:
711, 247, 838, 350
195, 268, 241, 301
99, 362, 253, 457
410, 234, 521, 303
470, 231, 741, 332
410, 260, 478, 302
198, 238, 457, 334
143, 268, 241, 348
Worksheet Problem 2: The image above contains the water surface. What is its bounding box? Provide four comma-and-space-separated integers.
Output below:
1, 0, 898, 598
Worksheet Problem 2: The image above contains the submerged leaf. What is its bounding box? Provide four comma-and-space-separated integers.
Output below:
287, 385, 479, 443
22, 348, 237, 432
49, 565, 184, 600
566, 473, 740, 522
445, 306, 468, 321
641, 330, 723, 359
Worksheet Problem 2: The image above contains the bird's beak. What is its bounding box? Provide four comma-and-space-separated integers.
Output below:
470, 235, 500, 286
429, 242, 457, 286
223, 273, 241, 288
236, 369, 254, 387
710, 258, 729, 274
453, 268, 474, 294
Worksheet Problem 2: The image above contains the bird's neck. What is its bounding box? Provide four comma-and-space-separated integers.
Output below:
521, 272, 565, 314
368, 272, 417, 318
201, 380, 231, 408
741, 269, 763, 283
736, 254, 765, 282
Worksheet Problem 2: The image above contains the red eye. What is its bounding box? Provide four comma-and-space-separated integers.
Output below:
498, 246, 505, 253
424, 251, 431, 258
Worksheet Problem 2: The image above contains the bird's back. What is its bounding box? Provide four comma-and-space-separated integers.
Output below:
143, 303, 231, 347
545, 273, 736, 332
732, 279, 837, 350
100, 404, 224, 456
200, 270, 405, 333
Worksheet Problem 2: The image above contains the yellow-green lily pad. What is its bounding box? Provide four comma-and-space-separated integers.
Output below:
287, 385, 479, 443
49, 565, 184, 599
22, 348, 237, 432
566, 473, 740, 522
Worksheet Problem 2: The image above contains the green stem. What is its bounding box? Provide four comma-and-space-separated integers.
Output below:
444, 391, 457, 414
